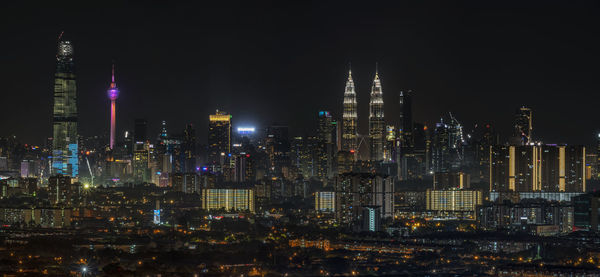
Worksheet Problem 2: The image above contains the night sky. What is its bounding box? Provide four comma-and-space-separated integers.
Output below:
1, 2, 599, 146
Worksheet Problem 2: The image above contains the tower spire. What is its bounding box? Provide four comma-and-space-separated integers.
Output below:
109, 61, 117, 89
375, 62, 379, 79
348, 62, 352, 80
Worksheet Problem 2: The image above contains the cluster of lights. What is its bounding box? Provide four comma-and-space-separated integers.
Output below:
237, 127, 256, 134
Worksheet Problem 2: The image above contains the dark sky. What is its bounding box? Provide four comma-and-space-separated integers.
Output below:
1, 1, 599, 146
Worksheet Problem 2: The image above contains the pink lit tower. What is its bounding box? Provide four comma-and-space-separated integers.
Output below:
107, 63, 120, 149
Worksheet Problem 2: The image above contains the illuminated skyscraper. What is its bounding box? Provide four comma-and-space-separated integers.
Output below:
399, 90, 414, 148
107, 63, 119, 150
265, 124, 291, 176
342, 68, 358, 154
432, 115, 465, 173
318, 111, 335, 144
159, 120, 168, 140
133, 142, 150, 182
383, 125, 396, 162
369, 67, 385, 161
514, 106, 533, 145
208, 110, 232, 165
317, 111, 336, 179
432, 121, 450, 173
291, 136, 317, 178
182, 124, 196, 172
52, 39, 79, 177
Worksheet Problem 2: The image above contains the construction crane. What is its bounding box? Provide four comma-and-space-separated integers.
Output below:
355, 134, 368, 160
448, 112, 465, 161
85, 156, 94, 187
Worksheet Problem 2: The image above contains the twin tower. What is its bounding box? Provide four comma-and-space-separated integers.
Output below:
341, 67, 385, 161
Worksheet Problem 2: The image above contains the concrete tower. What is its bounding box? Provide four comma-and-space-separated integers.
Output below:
107, 63, 120, 149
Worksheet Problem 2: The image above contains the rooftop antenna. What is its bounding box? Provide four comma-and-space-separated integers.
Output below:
111, 60, 115, 83
56, 31, 65, 60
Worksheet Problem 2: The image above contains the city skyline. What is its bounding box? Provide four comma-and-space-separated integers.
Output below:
2, 3, 600, 276
1, 2, 599, 146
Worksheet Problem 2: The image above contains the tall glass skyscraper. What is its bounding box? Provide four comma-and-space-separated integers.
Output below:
52, 40, 79, 177
369, 68, 384, 161
514, 106, 533, 145
342, 68, 358, 154
399, 90, 413, 148
208, 110, 232, 165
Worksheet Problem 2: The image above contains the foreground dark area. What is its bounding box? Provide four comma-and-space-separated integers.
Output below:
1, 186, 600, 276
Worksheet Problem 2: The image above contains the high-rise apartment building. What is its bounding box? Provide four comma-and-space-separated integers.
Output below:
48, 175, 77, 205
223, 154, 253, 183
361, 206, 381, 232
426, 189, 482, 212
490, 144, 586, 192
172, 173, 200, 194
315, 191, 335, 213
573, 192, 600, 231
334, 173, 394, 224
433, 172, 471, 190
201, 188, 255, 212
